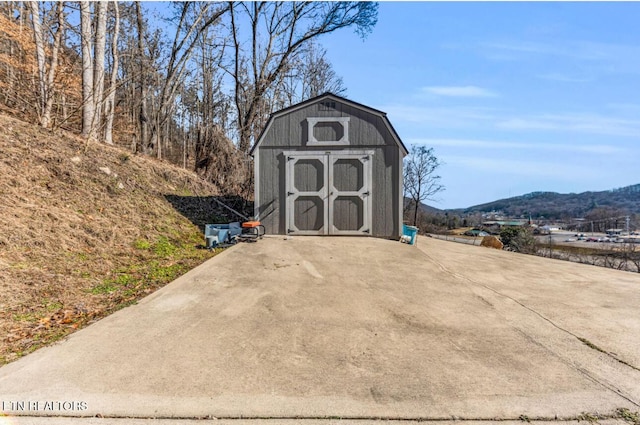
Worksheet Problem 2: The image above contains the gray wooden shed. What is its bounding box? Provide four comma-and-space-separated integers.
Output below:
250, 93, 408, 239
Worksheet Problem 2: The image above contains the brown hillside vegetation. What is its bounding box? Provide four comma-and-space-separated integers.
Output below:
0, 113, 237, 364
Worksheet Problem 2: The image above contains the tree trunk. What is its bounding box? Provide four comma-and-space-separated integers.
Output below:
103, 1, 119, 145
43, 2, 65, 129
92, 1, 108, 140
135, 1, 147, 153
27, 1, 46, 125
80, 2, 95, 140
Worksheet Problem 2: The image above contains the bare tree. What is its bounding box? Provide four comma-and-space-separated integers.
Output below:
27, 2, 46, 120
190, 22, 235, 181
148, 2, 229, 159
80, 2, 95, 139
27, 1, 65, 128
227, 1, 378, 154
404, 145, 445, 227
274, 41, 346, 108
79, 1, 109, 141
0, 3, 34, 115
103, 1, 119, 145
299, 41, 346, 100
2, 1, 363, 201
132, 1, 150, 153
92, 1, 108, 139
44, 2, 65, 129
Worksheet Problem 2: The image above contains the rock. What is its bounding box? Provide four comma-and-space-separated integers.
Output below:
481, 235, 503, 250
99, 166, 111, 175
70, 156, 81, 164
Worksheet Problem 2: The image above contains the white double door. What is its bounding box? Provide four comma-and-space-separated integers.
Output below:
285, 151, 373, 235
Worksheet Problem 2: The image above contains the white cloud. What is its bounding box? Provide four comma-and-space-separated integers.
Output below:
480, 40, 629, 61
382, 104, 498, 127
408, 138, 626, 155
444, 155, 591, 180
536, 73, 593, 83
496, 113, 640, 137
605, 103, 640, 114
481, 41, 558, 56
497, 118, 558, 131
422, 85, 498, 98
479, 40, 640, 74
572, 144, 628, 154
386, 103, 640, 139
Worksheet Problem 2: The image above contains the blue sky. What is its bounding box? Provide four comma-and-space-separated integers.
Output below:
320, 2, 640, 209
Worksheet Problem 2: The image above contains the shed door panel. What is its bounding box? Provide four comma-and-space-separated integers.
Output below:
293, 196, 324, 232
328, 155, 371, 235
286, 152, 371, 236
286, 155, 327, 235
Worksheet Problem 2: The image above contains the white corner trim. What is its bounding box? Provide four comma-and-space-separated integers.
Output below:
253, 146, 260, 220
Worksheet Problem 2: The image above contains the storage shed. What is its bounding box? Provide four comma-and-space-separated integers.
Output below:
250, 93, 408, 239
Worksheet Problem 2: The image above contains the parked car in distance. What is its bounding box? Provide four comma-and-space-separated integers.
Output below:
564, 238, 576, 242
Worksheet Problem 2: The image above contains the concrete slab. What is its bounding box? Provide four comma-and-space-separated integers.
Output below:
2, 420, 634, 425
1, 236, 640, 423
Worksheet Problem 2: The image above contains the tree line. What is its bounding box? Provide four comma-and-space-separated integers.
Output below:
0, 1, 377, 197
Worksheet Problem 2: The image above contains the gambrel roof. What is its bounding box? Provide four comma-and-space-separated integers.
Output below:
250, 92, 408, 156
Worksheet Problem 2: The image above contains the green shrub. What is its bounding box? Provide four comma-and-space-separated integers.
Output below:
500, 227, 537, 253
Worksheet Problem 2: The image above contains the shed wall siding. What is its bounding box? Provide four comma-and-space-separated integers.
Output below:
256, 147, 285, 235
371, 145, 400, 238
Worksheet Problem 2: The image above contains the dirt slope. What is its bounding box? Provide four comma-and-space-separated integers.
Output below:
0, 113, 232, 364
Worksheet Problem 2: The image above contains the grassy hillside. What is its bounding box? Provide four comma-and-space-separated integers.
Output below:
0, 113, 237, 364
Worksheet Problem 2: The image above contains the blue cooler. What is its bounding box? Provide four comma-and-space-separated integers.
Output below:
205, 222, 242, 248
402, 224, 418, 245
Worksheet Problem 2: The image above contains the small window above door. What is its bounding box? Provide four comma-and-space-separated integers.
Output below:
306, 117, 350, 146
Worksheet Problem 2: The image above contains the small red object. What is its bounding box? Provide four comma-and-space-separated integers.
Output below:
242, 221, 261, 228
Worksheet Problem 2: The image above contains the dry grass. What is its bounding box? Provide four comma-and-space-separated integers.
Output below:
0, 113, 238, 364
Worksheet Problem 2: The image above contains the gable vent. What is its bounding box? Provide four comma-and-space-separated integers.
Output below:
318, 101, 336, 111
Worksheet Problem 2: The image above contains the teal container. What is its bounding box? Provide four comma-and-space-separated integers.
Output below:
204, 222, 242, 248
402, 224, 418, 245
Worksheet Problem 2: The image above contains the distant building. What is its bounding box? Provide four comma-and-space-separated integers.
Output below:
606, 229, 624, 236
535, 225, 552, 235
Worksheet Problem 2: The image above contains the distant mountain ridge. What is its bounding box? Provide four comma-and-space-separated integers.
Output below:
460, 184, 640, 218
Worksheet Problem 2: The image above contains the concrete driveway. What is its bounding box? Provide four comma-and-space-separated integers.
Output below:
1, 236, 640, 424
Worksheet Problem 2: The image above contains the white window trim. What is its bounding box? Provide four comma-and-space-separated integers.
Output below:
307, 117, 350, 146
